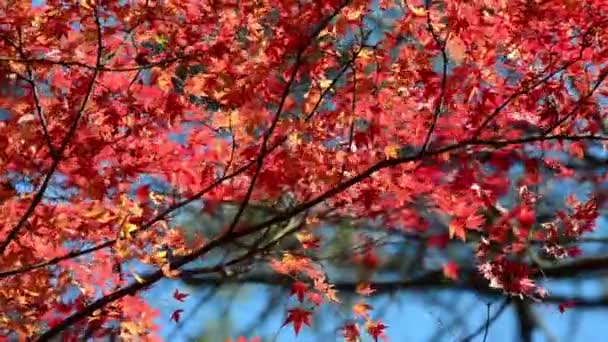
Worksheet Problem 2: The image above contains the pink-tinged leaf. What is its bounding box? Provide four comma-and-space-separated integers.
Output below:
307, 292, 324, 306
465, 214, 485, 230
356, 282, 376, 296
446, 35, 467, 63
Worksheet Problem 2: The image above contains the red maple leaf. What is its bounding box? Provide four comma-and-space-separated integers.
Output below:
342, 322, 360, 342
135, 184, 150, 202
366, 320, 388, 342
282, 308, 312, 335
559, 300, 577, 314
171, 309, 184, 323
173, 289, 189, 302
289, 281, 309, 303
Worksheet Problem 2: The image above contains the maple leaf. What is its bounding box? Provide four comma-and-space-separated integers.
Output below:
517, 206, 536, 229
356, 282, 376, 296
135, 185, 151, 203
307, 292, 324, 306
289, 281, 309, 303
352, 301, 373, 320
283, 308, 312, 336
170, 309, 184, 323
342, 322, 360, 342
4, 0, 608, 338
407, 3, 427, 17
0, 180, 15, 203
366, 320, 388, 342
121, 222, 138, 240
443, 261, 460, 281
173, 289, 189, 302
558, 300, 576, 314
448, 220, 467, 241
569, 142, 585, 159
296, 231, 321, 250
427, 233, 450, 249
446, 36, 467, 64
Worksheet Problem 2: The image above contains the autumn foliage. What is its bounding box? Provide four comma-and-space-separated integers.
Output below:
0, 0, 608, 340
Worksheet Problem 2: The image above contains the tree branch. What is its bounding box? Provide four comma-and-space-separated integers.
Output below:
0, 8, 104, 255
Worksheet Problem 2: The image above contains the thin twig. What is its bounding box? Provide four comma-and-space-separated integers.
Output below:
461, 298, 511, 342
0, 8, 104, 255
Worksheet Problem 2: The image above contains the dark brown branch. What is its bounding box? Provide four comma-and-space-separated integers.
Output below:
226, 50, 305, 234
419, 3, 450, 158
179, 269, 608, 308
13, 28, 55, 154
2, 132, 607, 278
0, 54, 186, 73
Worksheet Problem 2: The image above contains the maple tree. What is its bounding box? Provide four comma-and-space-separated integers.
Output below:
1, 0, 608, 340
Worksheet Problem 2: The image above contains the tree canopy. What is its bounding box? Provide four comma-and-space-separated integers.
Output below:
1, 0, 608, 340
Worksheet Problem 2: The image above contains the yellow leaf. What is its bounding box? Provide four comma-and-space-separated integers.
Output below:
121, 321, 143, 335
154, 250, 168, 263
288, 132, 301, 146
353, 301, 373, 319
121, 222, 138, 239
408, 3, 427, 17
384, 145, 399, 159
84, 206, 106, 219
154, 35, 168, 45
318, 78, 332, 91
346, 9, 363, 21
214, 110, 239, 128
157, 73, 172, 92
80, 0, 95, 10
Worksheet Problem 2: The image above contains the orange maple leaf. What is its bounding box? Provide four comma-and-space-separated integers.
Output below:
443, 261, 460, 281
353, 301, 373, 320
448, 220, 467, 241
